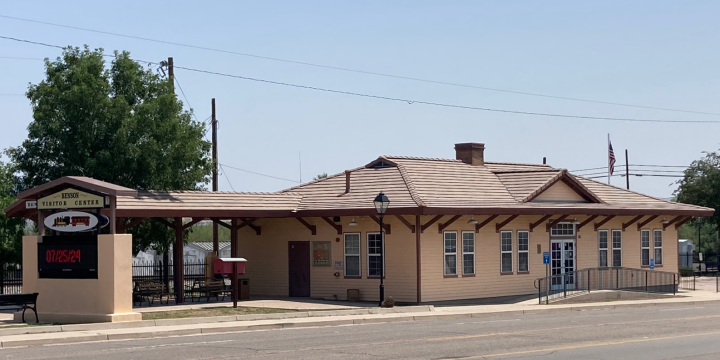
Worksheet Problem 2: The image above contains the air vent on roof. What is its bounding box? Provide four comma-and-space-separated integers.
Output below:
371, 161, 392, 169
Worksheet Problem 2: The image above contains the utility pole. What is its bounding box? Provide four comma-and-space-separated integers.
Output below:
625, 149, 630, 190
212, 98, 219, 255
168, 57, 174, 92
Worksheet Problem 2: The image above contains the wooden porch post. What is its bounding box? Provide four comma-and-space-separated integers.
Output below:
174, 217, 185, 303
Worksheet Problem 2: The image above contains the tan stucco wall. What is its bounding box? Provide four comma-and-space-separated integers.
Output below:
237, 216, 418, 303
22, 234, 137, 322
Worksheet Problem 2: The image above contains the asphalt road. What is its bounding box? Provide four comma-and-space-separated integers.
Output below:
3, 304, 720, 359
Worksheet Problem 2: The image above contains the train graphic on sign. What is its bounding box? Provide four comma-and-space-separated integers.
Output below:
52, 216, 92, 227
44, 211, 106, 233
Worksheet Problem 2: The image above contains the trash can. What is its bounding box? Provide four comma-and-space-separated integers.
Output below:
240, 278, 250, 300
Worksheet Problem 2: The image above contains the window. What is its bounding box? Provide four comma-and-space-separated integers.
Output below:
444, 232, 458, 275
612, 230, 622, 267
344, 233, 361, 277
517, 231, 529, 272
462, 231, 475, 275
367, 232, 384, 277
641, 230, 650, 266
501, 231, 513, 273
654, 230, 663, 265
598, 230, 608, 267
551, 223, 575, 236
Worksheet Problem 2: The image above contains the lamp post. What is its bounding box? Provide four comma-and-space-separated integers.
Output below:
373, 191, 390, 307
696, 218, 702, 275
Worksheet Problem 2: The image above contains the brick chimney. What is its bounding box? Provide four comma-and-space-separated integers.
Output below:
455, 143, 485, 166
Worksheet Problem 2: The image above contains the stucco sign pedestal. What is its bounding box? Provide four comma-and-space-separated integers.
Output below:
19, 234, 141, 323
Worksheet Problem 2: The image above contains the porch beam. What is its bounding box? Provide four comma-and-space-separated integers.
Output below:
636, 215, 658, 230
321, 217, 343, 235
622, 215, 644, 232
395, 215, 416, 233
496, 215, 519, 233
154, 217, 175, 229
594, 215, 616, 231
296, 217, 317, 235
182, 217, 205, 231
421, 215, 443, 233
545, 215, 569, 232
475, 215, 498, 233
576, 215, 599, 231
675, 216, 694, 229
211, 218, 232, 230
438, 215, 462, 234
239, 217, 261, 235
529, 215, 552, 232
663, 216, 684, 230
370, 215, 392, 234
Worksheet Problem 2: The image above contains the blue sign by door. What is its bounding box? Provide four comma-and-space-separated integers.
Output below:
543, 252, 551, 265
650, 258, 655, 270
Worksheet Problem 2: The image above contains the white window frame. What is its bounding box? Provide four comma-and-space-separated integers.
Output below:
500, 231, 513, 273
367, 232, 384, 278
612, 230, 622, 267
598, 230, 609, 268
343, 233, 361, 277
444, 231, 458, 276
653, 229, 663, 265
550, 223, 575, 236
517, 231, 529, 273
641, 230, 650, 266
461, 231, 475, 275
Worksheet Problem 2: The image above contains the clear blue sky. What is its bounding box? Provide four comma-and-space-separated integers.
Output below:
1, 1, 719, 198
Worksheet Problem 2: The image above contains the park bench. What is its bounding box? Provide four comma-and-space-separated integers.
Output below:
188, 278, 226, 303
0, 293, 39, 323
133, 281, 169, 306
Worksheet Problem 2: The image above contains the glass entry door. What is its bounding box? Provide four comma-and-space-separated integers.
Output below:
550, 240, 575, 290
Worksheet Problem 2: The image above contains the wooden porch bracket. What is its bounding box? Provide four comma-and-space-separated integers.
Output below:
594, 215, 616, 231
296, 217, 317, 235
182, 218, 205, 230
496, 215, 519, 233
322, 217, 343, 235
545, 215, 569, 232
674, 216, 693, 229
636, 215, 658, 230
421, 215, 443, 233
475, 215, 498, 233
576, 215, 599, 231
622, 215, 644, 231
438, 215, 462, 234
662, 216, 684, 230
395, 215, 416, 233
211, 218, 232, 230
239, 218, 261, 235
154, 217, 175, 229
369, 215, 391, 234
529, 215, 552, 232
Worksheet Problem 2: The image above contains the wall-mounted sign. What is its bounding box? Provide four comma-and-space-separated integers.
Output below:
333, 261, 343, 270
38, 235, 98, 279
26, 200, 37, 209
312, 241, 331, 266
44, 211, 99, 233
38, 188, 104, 210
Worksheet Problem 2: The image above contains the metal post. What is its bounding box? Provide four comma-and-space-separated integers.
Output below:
645, 271, 648, 292
625, 149, 630, 190
673, 273, 676, 295
232, 262, 238, 308
211, 98, 219, 256
563, 273, 567, 298
545, 264, 549, 304
379, 215, 385, 307
616, 268, 619, 289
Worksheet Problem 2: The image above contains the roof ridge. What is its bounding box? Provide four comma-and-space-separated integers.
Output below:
279, 166, 362, 193
383, 155, 462, 162
520, 170, 565, 203
396, 163, 426, 207
573, 175, 678, 205
136, 190, 303, 196
484, 161, 552, 167
491, 169, 561, 174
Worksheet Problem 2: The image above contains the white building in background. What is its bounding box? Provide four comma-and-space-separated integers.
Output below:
679, 239, 695, 268
132, 242, 231, 264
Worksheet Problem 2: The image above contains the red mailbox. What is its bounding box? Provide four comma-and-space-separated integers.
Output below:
214, 258, 246, 274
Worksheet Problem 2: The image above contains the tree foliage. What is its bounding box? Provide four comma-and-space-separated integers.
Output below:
7, 47, 212, 255
0, 158, 25, 265
313, 173, 328, 181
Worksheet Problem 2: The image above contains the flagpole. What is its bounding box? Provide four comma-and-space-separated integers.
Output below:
607, 134, 611, 185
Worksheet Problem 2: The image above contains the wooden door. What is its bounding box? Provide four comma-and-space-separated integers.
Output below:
288, 241, 310, 297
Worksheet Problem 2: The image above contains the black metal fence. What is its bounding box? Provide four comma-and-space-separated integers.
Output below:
131, 260, 207, 291
679, 253, 719, 274
534, 267, 677, 304
0, 264, 22, 295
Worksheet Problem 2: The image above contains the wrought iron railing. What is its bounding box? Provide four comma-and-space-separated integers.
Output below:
0, 264, 22, 295
534, 267, 677, 305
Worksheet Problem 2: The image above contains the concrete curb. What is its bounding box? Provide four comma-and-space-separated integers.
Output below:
1, 300, 717, 348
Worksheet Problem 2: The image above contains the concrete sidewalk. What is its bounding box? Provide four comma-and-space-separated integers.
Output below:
2, 290, 719, 349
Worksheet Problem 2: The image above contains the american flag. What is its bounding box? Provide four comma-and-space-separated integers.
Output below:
608, 140, 616, 175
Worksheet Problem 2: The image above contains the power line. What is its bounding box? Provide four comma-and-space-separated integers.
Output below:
0, 56, 43, 60
2, 14, 718, 117
174, 65, 720, 124
218, 164, 236, 192
220, 163, 300, 183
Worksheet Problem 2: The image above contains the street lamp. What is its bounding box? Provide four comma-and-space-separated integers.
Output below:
696, 217, 703, 274
373, 191, 390, 307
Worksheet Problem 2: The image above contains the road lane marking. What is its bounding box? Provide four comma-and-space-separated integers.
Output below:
442, 330, 720, 359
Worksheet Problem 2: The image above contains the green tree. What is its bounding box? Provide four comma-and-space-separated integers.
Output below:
7, 46, 212, 255
0, 158, 25, 265
187, 223, 230, 242
674, 150, 720, 257
313, 173, 328, 181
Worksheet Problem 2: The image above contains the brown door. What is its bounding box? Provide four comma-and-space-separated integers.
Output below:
288, 241, 310, 297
